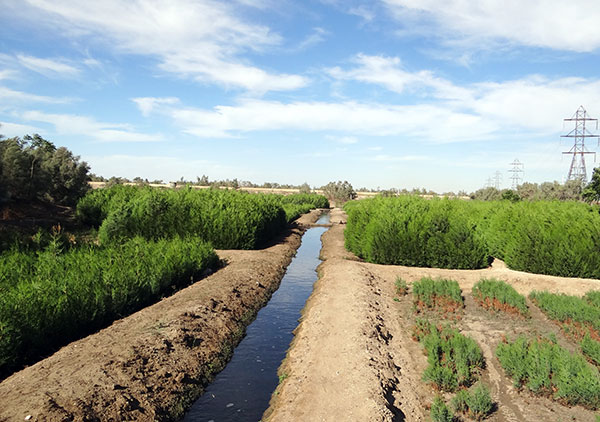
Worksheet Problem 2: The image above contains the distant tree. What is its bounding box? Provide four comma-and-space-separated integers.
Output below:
0, 134, 90, 205
322, 180, 356, 205
501, 189, 521, 202
470, 187, 502, 201
583, 167, 600, 202
299, 182, 311, 194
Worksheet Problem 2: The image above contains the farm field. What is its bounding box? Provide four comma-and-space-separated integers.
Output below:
266, 208, 600, 422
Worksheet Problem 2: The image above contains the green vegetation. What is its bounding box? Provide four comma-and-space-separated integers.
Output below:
496, 336, 600, 409
77, 186, 328, 249
583, 167, 600, 203
430, 395, 453, 422
581, 334, 600, 367
413, 319, 484, 392
395, 277, 408, 296
321, 180, 356, 205
529, 291, 600, 336
412, 277, 463, 313
344, 195, 600, 278
584, 290, 600, 309
472, 279, 528, 316
0, 236, 218, 376
0, 134, 89, 205
344, 196, 488, 269
451, 383, 494, 421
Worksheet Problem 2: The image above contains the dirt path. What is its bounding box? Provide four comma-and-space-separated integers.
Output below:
266, 208, 600, 422
0, 209, 325, 422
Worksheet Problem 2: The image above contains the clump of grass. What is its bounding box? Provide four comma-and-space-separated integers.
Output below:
496, 336, 600, 409
395, 277, 408, 296
472, 278, 528, 316
413, 277, 463, 314
413, 319, 484, 392
584, 291, 600, 309
451, 383, 494, 421
430, 395, 453, 422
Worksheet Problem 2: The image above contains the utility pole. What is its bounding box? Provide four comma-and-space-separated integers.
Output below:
485, 177, 493, 188
508, 159, 524, 190
493, 171, 502, 189
561, 106, 599, 183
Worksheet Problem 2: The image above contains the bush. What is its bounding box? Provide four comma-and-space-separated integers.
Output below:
529, 291, 600, 335
413, 277, 463, 313
496, 336, 600, 409
472, 279, 528, 316
344, 196, 488, 269
414, 319, 484, 392
451, 384, 494, 421
581, 334, 600, 367
0, 237, 218, 377
395, 277, 408, 296
430, 395, 453, 422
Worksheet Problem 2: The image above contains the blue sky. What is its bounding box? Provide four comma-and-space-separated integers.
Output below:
1, 0, 600, 192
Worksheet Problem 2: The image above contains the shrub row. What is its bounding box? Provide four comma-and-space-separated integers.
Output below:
431, 385, 495, 421
344, 196, 600, 278
413, 319, 484, 392
412, 277, 463, 313
472, 279, 528, 316
344, 196, 488, 269
0, 237, 218, 377
496, 336, 600, 409
528, 291, 600, 335
77, 187, 328, 249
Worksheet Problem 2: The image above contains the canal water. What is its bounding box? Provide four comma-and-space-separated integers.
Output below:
183, 213, 329, 422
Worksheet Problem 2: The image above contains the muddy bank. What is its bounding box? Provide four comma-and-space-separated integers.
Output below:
266, 208, 600, 422
0, 209, 325, 422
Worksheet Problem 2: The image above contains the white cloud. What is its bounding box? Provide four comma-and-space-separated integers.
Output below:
22, 110, 163, 142
383, 0, 600, 52
371, 154, 428, 161
133, 97, 180, 117
326, 135, 359, 144
0, 121, 43, 137
0, 86, 71, 103
16, 54, 80, 78
0, 70, 18, 80
348, 6, 375, 23
11, 0, 308, 92
296, 28, 328, 51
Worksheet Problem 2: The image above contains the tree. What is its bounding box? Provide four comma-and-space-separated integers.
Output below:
322, 180, 356, 205
583, 167, 600, 203
298, 182, 311, 194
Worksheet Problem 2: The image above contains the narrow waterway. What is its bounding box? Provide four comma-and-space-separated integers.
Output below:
183, 213, 330, 422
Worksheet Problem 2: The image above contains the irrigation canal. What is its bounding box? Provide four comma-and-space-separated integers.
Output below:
183, 212, 330, 421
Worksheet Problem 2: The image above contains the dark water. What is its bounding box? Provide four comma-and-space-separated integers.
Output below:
183, 214, 329, 422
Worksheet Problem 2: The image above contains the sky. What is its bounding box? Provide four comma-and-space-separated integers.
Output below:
1, 0, 600, 193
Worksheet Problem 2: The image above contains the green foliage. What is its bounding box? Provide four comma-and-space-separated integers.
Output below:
77, 187, 328, 248
583, 167, 600, 203
496, 336, 600, 409
395, 277, 408, 296
344, 196, 488, 269
412, 277, 463, 311
414, 319, 484, 392
584, 291, 600, 309
581, 334, 600, 366
451, 384, 494, 421
472, 278, 528, 316
529, 291, 600, 333
0, 134, 90, 205
0, 236, 218, 377
430, 395, 454, 422
322, 180, 356, 205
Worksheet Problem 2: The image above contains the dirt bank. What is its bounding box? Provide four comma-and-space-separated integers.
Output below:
0, 209, 325, 422
266, 208, 600, 422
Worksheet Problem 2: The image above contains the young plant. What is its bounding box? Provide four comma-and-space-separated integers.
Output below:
395, 277, 408, 296
430, 395, 454, 422
413, 277, 463, 314
472, 278, 528, 316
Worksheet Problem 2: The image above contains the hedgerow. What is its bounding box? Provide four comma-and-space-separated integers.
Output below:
412, 277, 463, 314
77, 187, 327, 249
0, 236, 218, 377
472, 279, 528, 316
413, 319, 484, 392
344, 196, 488, 269
496, 336, 600, 409
344, 196, 600, 278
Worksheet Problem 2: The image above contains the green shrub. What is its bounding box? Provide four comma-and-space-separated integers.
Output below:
413, 277, 463, 313
472, 278, 528, 316
414, 319, 484, 392
430, 395, 453, 422
451, 384, 494, 421
584, 291, 600, 309
0, 237, 218, 377
395, 277, 408, 296
581, 334, 600, 366
496, 336, 600, 409
344, 196, 489, 270
529, 291, 600, 335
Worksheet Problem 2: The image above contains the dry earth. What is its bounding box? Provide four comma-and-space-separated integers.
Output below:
0, 209, 324, 422
266, 208, 600, 422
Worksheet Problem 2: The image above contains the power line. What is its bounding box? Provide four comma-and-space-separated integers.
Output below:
508, 158, 524, 189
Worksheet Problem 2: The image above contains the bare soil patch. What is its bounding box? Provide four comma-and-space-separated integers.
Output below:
0, 209, 325, 422
266, 208, 600, 422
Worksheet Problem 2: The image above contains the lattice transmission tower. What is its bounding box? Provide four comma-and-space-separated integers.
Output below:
493, 171, 502, 189
508, 159, 524, 189
561, 106, 599, 183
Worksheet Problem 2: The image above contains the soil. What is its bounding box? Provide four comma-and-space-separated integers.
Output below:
265, 208, 600, 422
0, 209, 325, 422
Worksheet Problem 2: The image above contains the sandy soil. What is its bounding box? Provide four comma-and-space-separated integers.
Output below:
266, 208, 600, 422
0, 209, 325, 422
